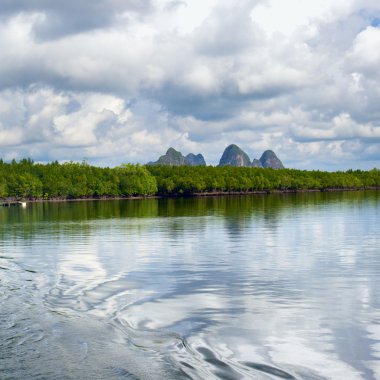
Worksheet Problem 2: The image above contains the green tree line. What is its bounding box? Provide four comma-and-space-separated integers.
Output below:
0, 159, 379, 199
0, 159, 157, 198
147, 165, 380, 195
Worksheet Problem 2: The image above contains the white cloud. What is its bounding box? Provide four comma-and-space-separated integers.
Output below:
348, 26, 380, 74
154, 0, 219, 34
0, 0, 379, 169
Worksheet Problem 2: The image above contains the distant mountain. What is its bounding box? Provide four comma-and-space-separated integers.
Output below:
259, 150, 284, 169
148, 145, 285, 169
185, 153, 206, 166
218, 144, 284, 169
251, 158, 263, 168
218, 144, 251, 167
154, 147, 185, 166
148, 148, 206, 166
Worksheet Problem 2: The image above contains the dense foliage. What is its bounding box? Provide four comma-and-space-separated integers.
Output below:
0, 159, 157, 198
0, 159, 379, 199
147, 165, 380, 195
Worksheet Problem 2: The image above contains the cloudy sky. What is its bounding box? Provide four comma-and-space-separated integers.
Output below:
0, 0, 379, 169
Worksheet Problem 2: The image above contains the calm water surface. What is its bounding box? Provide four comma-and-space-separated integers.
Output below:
0, 192, 379, 379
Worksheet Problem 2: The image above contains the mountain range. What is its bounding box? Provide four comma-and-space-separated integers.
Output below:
148, 147, 206, 166
148, 145, 284, 169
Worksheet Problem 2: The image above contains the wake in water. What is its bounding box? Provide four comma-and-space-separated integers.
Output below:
1, 256, 320, 380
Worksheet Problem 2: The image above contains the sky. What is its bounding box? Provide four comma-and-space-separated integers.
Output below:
0, 0, 379, 170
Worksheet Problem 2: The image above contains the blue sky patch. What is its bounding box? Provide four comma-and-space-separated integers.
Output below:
371, 17, 380, 27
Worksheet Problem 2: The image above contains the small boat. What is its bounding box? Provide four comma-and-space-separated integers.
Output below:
1, 201, 27, 207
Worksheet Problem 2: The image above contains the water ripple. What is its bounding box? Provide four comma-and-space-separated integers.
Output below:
1, 192, 379, 379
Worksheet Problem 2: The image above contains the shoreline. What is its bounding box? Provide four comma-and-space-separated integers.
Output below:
1, 186, 379, 204
194, 186, 380, 196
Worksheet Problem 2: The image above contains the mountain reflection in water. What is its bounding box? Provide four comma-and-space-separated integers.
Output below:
0, 191, 379, 379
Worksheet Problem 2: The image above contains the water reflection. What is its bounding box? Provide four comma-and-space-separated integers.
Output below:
0, 191, 379, 379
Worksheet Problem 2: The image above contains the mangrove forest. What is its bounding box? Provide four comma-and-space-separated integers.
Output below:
0, 159, 379, 200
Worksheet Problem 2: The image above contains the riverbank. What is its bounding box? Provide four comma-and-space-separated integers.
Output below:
1, 186, 379, 204
193, 186, 380, 196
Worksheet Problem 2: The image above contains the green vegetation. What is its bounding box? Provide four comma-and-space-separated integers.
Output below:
0, 159, 157, 199
0, 158, 379, 199
147, 165, 380, 195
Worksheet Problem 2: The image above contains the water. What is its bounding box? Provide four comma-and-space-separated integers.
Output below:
0, 191, 379, 379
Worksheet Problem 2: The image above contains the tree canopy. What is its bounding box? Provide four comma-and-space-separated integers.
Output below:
0, 158, 379, 199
